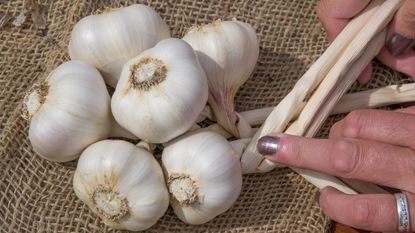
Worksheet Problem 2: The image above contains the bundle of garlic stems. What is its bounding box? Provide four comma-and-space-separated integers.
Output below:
199, 82, 415, 126
236, 0, 404, 195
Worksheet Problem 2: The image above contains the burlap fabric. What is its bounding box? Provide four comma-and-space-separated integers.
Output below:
1, 0, 412, 232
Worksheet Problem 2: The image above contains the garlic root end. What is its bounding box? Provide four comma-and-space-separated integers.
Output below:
23, 81, 48, 120
167, 174, 199, 207
91, 184, 129, 222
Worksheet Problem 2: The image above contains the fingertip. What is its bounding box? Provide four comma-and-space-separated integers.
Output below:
319, 186, 340, 213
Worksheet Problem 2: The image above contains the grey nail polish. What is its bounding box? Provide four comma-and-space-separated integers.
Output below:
387, 32, 413, 56
257, 136, 280, 156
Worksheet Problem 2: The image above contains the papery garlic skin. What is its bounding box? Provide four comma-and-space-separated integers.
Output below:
183, 20, 259, 138
73, 140, 169, 231
111, 38, 208, 143
68, 4, 170, 87
25, 61, 112, 162
162, 131, 242, 224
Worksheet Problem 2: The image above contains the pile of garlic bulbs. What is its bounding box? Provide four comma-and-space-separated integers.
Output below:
23, 4, 259, 231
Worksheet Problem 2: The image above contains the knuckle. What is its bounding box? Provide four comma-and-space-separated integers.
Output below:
352, 199, 376, 228
343, 110, 366, 138
330, 139, 359, 175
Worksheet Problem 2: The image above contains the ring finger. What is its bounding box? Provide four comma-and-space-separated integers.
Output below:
318, 187, 415, 232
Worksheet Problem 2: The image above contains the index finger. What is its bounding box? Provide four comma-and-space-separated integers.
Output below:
257, 134, 415, 193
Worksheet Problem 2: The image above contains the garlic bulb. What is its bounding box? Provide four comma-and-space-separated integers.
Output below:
24, 61, 130, 162
68, 4, 170, 87
111, 38, 208, 143
183, 20, 259, 138
162, 131, 242, 224
73, 140, 169, 231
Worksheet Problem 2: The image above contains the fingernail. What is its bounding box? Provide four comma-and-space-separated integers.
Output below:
257, 136, 280, 156
387, 32, 413, 56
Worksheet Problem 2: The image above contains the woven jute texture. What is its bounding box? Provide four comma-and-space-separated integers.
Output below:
0, 0, 412, 232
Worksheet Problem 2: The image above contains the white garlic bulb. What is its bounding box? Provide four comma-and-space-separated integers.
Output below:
68, 4, 170, 87
162, 131, 242, 224
24, 61, 133, 162
183, 20, 259, 138
111, 38, 208, 143
73, 140, 169, 231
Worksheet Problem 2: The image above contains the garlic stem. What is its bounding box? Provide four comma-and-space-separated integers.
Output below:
230, 138, 251, 160
209, 93, 254, 138
292, 168, 357, 194
196, 82, 415, 135
339, 178, 389, 194
331, 83, 415, 115
301, 29, 387, 138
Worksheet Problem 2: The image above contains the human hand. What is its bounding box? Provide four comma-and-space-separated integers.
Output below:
257, 107, 415, 232
316, 0, 415, 83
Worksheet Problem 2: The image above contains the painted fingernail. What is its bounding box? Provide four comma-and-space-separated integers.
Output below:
387, 32, 413, 56
257, 136, 280, 156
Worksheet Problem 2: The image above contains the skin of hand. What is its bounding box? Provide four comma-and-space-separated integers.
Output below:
256, 1, 415, 231
316, 0, 415, 83
257, 107, 415, 232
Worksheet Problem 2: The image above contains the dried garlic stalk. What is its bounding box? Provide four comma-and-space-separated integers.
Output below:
198, 82, 415, 127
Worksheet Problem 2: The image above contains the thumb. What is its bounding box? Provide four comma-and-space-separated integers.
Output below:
387, 0, 415, 56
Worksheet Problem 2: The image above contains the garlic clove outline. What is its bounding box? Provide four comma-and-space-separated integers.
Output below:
73, 140, 169, 231
68, 4, 170, 87
183, 20, 259, 138
111, 38, 208, 143
24, 61, 135, 162
162, 131, 242, 224
24, 61, 114, 162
